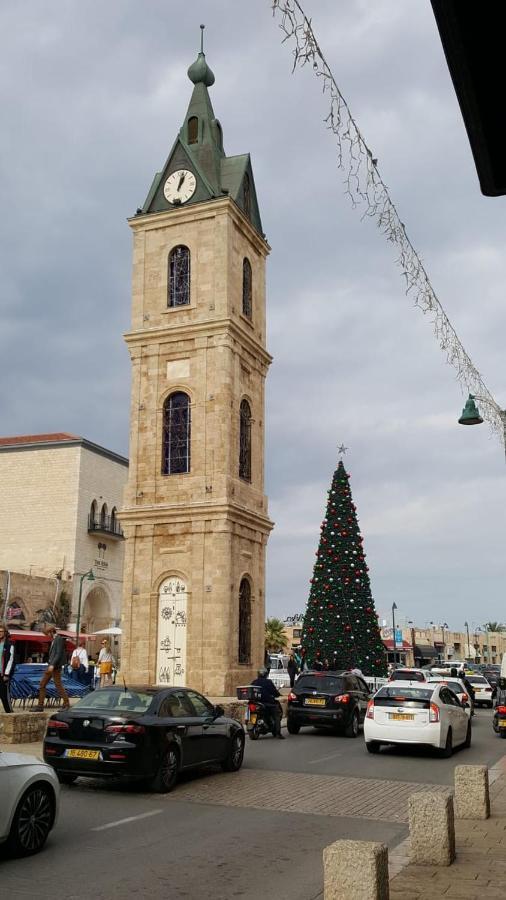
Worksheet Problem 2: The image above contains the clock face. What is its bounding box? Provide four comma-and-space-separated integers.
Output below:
164, 170, 197, 205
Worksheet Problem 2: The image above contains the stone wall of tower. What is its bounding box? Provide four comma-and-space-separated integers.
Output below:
120, 198, 273, 695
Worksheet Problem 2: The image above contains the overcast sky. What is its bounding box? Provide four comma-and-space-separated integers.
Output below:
1, 1, 505, 633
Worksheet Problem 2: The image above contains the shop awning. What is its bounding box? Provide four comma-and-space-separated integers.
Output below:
9, 629, 85, 648
415, 644, 438, 658
383, 639, 412, 651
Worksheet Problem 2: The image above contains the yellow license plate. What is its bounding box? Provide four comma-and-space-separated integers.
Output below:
66, 749, 100, 760
498, 721, 506, 727
249, 714, 257, 725
390, 713, 414, 721
305, 698, 326, 706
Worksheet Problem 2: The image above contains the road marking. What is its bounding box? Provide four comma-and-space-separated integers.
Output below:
307, 751, 343, 765
91, 809, 163, 831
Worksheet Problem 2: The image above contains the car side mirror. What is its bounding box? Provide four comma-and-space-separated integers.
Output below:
214, 704, 224, 719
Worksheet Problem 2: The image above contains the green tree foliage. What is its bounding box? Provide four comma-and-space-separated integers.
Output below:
265, 618, 288, 653
302, 460, 386, 676
484, 622, 505, 633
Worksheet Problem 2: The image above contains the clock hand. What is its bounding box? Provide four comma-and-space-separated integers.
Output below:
177, 172, 186, 191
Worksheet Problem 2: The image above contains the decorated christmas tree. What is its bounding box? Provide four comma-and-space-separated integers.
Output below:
301, 456, 386, 675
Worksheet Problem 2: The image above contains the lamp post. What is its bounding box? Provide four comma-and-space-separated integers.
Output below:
464, 620, 470, 662
441, 622, 449, 662
392, 602, 398, 666
75, 569, 95, 644
458, 394, 506, 459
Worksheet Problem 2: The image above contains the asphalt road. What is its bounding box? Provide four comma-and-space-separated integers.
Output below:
1, 709, 503, 900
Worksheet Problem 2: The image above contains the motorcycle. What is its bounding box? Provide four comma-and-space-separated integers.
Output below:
493, 703, 506, 738
236, 685, 280, 740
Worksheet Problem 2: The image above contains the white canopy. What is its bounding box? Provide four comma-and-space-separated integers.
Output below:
90, 626, 122, 636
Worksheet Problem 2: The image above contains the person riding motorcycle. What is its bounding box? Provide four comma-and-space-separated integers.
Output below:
250, 666, 285, 739
493, 677, 506, 731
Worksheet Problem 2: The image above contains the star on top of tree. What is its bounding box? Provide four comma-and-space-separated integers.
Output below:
337, 443, 348, 456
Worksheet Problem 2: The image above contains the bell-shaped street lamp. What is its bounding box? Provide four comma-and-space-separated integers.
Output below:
458, 395, 484, 426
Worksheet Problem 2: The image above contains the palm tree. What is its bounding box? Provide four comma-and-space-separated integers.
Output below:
264, 618, 288, 653
484, 622, 505, 633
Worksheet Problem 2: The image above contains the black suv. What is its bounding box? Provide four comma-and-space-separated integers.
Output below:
287, 670, 370, 737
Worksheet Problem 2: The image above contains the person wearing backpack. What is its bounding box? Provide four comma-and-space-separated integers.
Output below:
0, 623, 15, 713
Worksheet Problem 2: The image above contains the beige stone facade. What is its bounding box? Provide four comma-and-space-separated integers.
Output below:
120, 197, 273, 696
0, 434, 128, 638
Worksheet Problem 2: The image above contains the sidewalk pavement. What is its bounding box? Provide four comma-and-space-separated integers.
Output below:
389, 755, 506, 899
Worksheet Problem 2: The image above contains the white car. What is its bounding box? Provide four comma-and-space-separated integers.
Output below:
0, 750, 59, 856
465, 675, 494, 708
427, 677, 473, 717
388, 667, 429, 683
364, 680, 471, 756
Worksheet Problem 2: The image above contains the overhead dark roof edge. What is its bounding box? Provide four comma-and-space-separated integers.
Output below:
0, 437, 128, 467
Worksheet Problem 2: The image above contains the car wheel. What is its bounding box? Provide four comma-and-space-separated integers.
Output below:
500, 731, 506, 739
57, 772, 78, 785
221, 732, 245, 772
366, 741, 381, 754
463, 722, 472, 749
344, 710, 359, 738
150, 745, 179, 793
6, 782, 55, 857
287, 720, 300, 735
440, 727, 453, 758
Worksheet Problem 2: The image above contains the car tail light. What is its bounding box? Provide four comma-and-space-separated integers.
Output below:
47, 719, 69, 731
461, 693, 469, 702
334, 693, 350, 704
248, 702, 258, 712
366, 699, 374, 719
485, 688, 492, 692
44, 747, 57, 755
109, 753, 127, 760
429, 703, 440, 722
105, 723, 146, 735
288, 692, 297, 702
497, 706, 506, 714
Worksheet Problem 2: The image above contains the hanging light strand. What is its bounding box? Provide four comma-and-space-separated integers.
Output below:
271, 0, 503, 441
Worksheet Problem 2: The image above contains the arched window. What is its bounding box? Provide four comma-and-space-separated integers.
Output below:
90, 500, 97, 526
238, 579, 252, 664
243, 173, 251, 219
100, 503, 108, 526
168, 245, 190, 308
162, 392, 191, 475
188, 116, 198, 144
242, 258, 252, 318
111, 507, 117, 528
239, 399, 252, 482
215, 120, 223, 150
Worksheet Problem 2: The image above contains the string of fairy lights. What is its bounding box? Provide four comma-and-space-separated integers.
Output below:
270, 0, 504, 444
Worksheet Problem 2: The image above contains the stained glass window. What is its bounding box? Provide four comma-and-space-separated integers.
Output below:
238, 579, 252, 664
239, 399, 252, 481
162, 392, 191, 475
168, 245, 190, 308
242, 258, 252, 318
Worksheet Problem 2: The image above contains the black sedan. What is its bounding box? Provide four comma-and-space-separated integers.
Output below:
287, 671, 370, 737
43, 685, 245, 792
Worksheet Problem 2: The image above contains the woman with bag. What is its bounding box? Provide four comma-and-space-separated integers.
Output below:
0, 623, 15, 712
98, 639, 115, 687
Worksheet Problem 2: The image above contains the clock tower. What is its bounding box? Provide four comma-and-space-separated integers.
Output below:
120, 35, 273, 696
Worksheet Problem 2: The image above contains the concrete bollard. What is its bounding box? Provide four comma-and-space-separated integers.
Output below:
409, 791, 455, 866
323, 839, 389, 900
454, 765, 490, 819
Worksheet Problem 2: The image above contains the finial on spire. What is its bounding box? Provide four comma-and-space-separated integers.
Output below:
188, 26, 215, 87
337, 443, 348, 456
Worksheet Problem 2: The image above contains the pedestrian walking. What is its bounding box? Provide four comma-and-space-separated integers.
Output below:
0, 623, 15, 713
33, 625, 70, 711
287, 653, 298, 688
70, 640, 89, 684
98, 639, 116, 687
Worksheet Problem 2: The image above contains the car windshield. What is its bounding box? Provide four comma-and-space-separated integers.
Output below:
467, 677, 488, 685
73, 689, 153, 712
443, 681, 464, 693
377, 687, 433, 701
391, 670, 424, 681
296, 675, 344, 693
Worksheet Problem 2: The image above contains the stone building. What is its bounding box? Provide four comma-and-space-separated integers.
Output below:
0, 433, 128, 636
120, 42, 273, 695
